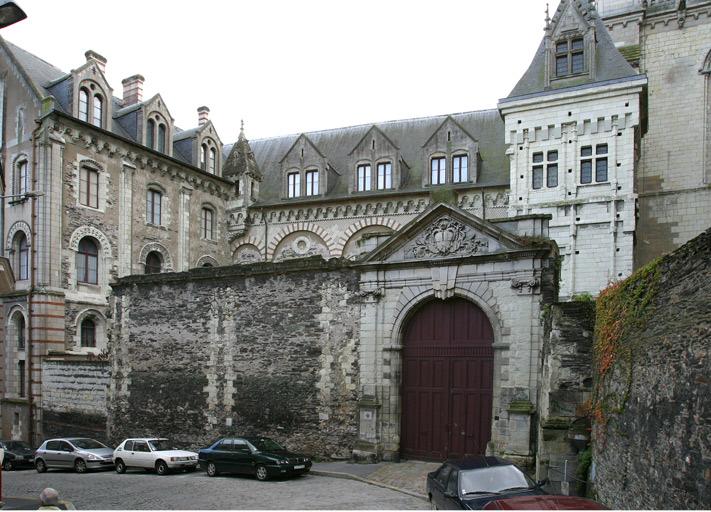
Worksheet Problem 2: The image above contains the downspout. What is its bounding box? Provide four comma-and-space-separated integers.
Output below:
262, 208, 268, 261
27, 119, 41, 445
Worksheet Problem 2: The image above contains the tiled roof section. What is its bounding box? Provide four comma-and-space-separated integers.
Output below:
3, 39, 67, 93
225, 109, 507, 204
223, 123, 262, 183
618, 45, 641, 65
507, 0, 638, 99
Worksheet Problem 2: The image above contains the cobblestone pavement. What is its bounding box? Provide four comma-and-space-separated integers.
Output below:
1, 467, 428, 510
313, 460, 440, 497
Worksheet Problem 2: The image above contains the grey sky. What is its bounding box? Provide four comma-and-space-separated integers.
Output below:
4, 0, 550, 142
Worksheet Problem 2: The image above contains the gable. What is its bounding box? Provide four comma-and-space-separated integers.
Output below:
349, 125, 399, 156
280, 134, 326, 170
363, 204, 524, 264
422, 116, 478, 150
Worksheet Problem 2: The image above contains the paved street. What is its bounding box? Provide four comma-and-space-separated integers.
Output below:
1, 468, 428, 510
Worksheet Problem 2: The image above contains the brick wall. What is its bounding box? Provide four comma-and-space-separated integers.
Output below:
108, 258, 361, 458
593, 228, 711, 509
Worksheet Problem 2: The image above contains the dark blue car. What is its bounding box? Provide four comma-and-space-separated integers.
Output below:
426, 457, 547, 510
198, 436, 311, 481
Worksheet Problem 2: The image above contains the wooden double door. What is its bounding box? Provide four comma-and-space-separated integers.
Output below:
400, 298, 494, 460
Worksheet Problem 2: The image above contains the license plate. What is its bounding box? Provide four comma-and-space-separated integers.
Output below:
294, 464, 305, 469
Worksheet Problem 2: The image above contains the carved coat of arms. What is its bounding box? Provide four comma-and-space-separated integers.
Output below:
410, 217, 488, 259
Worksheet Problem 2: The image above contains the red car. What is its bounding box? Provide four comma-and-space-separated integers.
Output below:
483, 495, 606, 510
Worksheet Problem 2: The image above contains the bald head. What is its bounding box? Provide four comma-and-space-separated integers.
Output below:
39, 487, 59, 506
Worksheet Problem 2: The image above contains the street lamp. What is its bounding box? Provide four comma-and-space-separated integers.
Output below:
0, 1, 26, 28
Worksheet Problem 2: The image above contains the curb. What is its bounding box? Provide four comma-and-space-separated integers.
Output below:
310, 469, 428, 501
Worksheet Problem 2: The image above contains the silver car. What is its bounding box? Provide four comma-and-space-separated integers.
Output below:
35, 438, 114, 473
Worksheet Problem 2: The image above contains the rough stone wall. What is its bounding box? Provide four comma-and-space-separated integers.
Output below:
41, 359, 110, 442
593, 228, 711, 509
109, 259, 361, 457
537, 302, 595, 495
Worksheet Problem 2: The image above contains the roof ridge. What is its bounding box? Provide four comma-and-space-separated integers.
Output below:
4, 39, 66, 76
248, 108, 500, 143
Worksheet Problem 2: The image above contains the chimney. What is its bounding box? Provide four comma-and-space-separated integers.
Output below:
122, 74, 145, 106
84, 50, 107, 74
198, 106, 210, 126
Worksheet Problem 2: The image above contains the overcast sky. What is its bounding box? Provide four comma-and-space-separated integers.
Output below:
3, 0, 551, 142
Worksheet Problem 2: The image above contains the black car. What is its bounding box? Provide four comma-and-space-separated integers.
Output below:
0, 440, 35, 470
426, 457, 547, 510
198, 436, 312, 481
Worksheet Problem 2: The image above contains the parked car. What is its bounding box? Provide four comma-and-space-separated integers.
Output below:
482, 495, 607, 510
34, 438, 114, 473
113, 438, 198, 475
426, 457, 546, 510
198, 436, 311, 481
0, 440, 35, 470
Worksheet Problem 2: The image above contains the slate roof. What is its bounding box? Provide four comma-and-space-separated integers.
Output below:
224, 110, 507, 205
506, 0, 639, 100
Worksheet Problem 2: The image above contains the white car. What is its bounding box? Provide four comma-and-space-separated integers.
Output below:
113, 438, 198, 475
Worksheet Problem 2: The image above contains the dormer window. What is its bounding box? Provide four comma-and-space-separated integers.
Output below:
287, 171, 300, 198
146, 113, 169, 154
92, 95, 103, 127
555, 37, 585, 77
158, 124, 166, 153
357, 164, 372, 192
147, 119, 155, 149
200, 144, 208, 170
431, 156, 446, 185
453, 154, 468, 183
79, 88, 89, 122
209, 148, 217, 174
377, 162, 392, 190
305, 169, 319, 196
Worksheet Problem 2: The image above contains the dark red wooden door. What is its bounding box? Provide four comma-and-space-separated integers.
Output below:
401, 298, 494, 461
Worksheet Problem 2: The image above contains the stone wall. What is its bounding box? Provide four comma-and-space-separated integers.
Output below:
537, 302, 595, 495
108, 258, 361, 458
593, 228, 711, 509
41, 359, 110, 442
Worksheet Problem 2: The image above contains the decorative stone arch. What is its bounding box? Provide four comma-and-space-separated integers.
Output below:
5, 305, 28, 396
6, 221, 31, 253
72, 308, 108, 355
138, 242, 174, 272
195, 254, 219, 268
333, 217, 402, 256
233, 243, 262, 264
267, 222, 336, 259
389, 283, 503, 348
68, 226, 113, 258
10, 152, 29, 195
231, 236, 265, 255
6, 305, 28, 344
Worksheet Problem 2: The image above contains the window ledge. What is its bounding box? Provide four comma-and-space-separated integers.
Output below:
146, 223, 167, 230
551, 71, 589, 82
201, 238, 219, 245
577, 181, 610, 188
76, 203, 104, 213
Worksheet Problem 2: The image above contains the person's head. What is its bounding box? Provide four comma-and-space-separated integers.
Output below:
39, 488, 59, 506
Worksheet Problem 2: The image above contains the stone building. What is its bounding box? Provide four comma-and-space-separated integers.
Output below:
0, 0, 708, 465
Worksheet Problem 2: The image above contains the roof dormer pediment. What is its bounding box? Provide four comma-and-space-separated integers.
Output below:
422, 115, 478, 149
280, 133, 327, 167
349, 125, 399, 155
550, 0, 594, 39
142, 93, 174, 123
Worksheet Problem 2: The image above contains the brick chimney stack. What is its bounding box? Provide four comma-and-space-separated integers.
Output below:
198, 106, 210, 126
122, 75, 145, 106
84, 50, 107, 74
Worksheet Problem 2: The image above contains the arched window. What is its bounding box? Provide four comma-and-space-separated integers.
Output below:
202, 262, 213, 268
80, 318, 96, 348
209, 147, 216, 174
202, 207, 214, 240
13, 232, 29, 281
92, 95, 103, 127
78, 88, 89, 122
146, 189, 162, 225
15, 314, 25, 350
200, 144, 208, 171
77, 237, 99, 285
158, 124, 166, 153
146, 119, 156, 149
15, 159, 29, 196
145, 251, 162, 274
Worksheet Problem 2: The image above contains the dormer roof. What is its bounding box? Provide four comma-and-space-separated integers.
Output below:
223, 122, 262, 182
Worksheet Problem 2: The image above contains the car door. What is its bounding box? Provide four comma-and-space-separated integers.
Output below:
432, 464, 453, 509
42, 440, 61, 467
444, 468, 462, 509
117, 440, 134, 467
56, 441, 75, 468
212, 439, 234, 472
132, 441, 152, 468
232, 439, 254, 475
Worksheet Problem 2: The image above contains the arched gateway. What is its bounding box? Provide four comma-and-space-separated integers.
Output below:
401, 298, 494, 460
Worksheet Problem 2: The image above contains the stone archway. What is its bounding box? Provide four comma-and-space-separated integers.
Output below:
400, 297, 494, 461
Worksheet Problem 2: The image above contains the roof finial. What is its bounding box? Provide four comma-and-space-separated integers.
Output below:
545, 3, 551, 30
240, 119, 244, 133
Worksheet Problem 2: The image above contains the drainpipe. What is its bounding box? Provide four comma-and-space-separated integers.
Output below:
27, 119, 40, 445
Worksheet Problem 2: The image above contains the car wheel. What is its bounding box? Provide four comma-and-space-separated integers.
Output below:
155, 460, 168, 476
3, 459, 13, 471
74, 459, 87, 474
429, 495, 437, 510
115, 459, 126, 474
206, 462, 218, 477
35, 459, 47, 473
255, 464, 269, 481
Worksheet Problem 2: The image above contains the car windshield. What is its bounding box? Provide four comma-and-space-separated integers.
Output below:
71, 439, 107, 450
248, 438, 285, 452
148, 439, 174, 451
460, 465, 535, 495
5, 441, 31, 451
